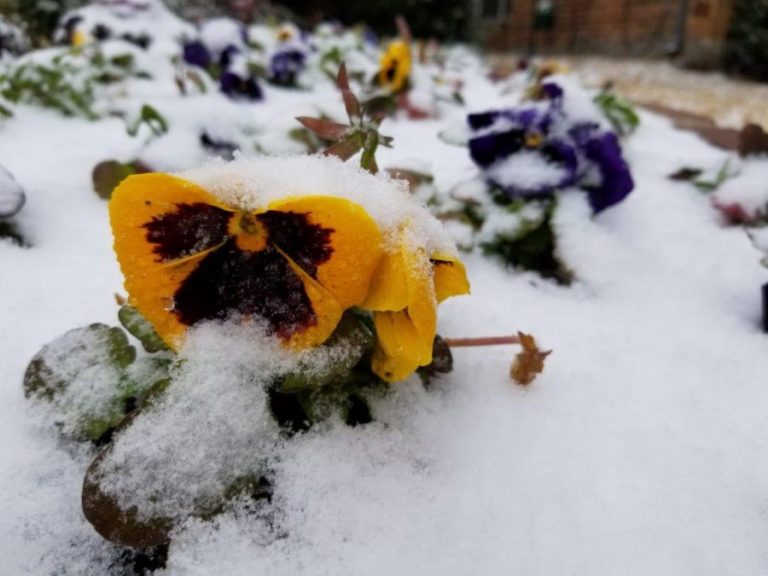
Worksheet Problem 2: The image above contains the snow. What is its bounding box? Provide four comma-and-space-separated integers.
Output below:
486, 150, 570, 190
181, 155, 458, 255
712, 158, 768, 221
2, 8, 768, 576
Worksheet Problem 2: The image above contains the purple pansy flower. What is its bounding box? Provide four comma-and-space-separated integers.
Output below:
467, 82, 633, 213
182, 40, 211, 69
269, 49, 305, 86
182, 39, 262, 102
220, 70, 263, 101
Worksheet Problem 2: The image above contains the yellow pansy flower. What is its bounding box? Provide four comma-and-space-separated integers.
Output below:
361, 227, 470, 382
110, 173, 383, 350
378, 40, 412, 93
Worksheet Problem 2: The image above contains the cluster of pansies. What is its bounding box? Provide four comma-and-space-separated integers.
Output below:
55, 0, 193, 53
427, 76, 637, 281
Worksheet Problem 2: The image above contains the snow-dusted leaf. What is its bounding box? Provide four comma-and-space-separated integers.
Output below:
23, 324, 137, 440
118, 305, 170, 353
279, 314, 375, 392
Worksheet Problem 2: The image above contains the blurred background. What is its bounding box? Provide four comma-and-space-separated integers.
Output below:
1, 0, 766, 81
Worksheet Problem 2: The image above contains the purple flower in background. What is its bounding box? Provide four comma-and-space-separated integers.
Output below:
569, 122, 634, 213
183, 38, 261, 102
468, 106, 579, 197
182, 40, 211, 69
269, 49, 305, 86
220, 71, 263, 101
467, 83, 633, 213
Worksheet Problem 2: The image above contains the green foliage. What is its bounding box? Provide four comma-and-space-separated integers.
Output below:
0, 47, 145, 119
692, 160, 735, 193
593, 91, 640, 137
0, 52, 97, 119
725, 0, 768, 81
278, 313, 375, 392
23, 313, 171, 442
126, 104, 169, 137
118, 305, 171, 353
480, 197, 572, 284
92, 160, 139, 200
6, 0, 81, 47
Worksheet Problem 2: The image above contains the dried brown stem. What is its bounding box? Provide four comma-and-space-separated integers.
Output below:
444, 336, 521, 347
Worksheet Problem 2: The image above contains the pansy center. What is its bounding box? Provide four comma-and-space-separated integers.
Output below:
525, 131, 544, 148
229, 212, 268, 252
385, 60, 398, 82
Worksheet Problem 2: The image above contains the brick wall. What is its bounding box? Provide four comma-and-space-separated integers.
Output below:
477, 0, 732, 66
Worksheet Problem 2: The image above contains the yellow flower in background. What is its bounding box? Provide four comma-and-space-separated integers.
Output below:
361, 227, 470, 382
378, 40, 412, 93
72, 29, 88, 47
110, 173, 383, 350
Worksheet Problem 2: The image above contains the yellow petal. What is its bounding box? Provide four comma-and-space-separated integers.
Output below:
371, 310, 425, 382
379, 40, 411, 92
265, 195, 383, 309
110, 173, 233, 349
359, 249, 409, 311
368, 237, 437, 382
432, 255, 470, 303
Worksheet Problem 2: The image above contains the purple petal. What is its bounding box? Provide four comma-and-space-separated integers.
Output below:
468, 128, 525, 168
583, 132, 634, 213
220, 72, 263, 101
269, 49, 306, 86
183, 41, 211, 69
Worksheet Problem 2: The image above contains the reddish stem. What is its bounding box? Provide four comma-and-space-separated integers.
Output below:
444, 336, 521, 347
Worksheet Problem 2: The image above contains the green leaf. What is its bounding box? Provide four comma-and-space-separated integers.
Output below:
693, 159, 735, 193
92, 160, 138, 200
593, 92, 640, 137
127, 104, 169, 138
278, 313, 375, 392
481, 197, 573, 284
23, 324, 138, 440
118, 305, 170, 353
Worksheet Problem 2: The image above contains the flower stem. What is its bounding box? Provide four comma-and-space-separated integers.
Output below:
444, 335, 521, 347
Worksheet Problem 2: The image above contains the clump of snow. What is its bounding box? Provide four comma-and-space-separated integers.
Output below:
712, 158, 768, 221
93, 317, 379, 522
180, 155, 460, 256
198, 17, 246, 55
0, 164, 25, 217
486, 149, 570, 190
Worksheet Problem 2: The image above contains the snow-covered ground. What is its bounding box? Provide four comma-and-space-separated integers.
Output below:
2, 15, 768, 576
